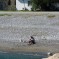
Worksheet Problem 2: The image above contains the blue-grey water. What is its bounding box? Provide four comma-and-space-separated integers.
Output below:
0, 52, 47, 59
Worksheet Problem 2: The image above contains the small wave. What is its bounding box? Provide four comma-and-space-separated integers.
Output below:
18, 53, 45, 57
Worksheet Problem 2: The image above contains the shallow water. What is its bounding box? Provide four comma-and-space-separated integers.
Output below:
0, 52, 47, 59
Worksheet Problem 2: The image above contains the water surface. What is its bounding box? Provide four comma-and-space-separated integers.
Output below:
0, 52, 47, 59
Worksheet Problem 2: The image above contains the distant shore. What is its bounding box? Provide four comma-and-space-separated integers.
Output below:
0, 12, 59, 53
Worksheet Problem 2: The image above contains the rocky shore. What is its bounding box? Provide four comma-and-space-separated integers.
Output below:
43, 53, 59, 59
0, 12, 59, 53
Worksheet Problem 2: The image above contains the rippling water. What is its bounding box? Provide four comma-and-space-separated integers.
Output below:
0, 52, 47, 59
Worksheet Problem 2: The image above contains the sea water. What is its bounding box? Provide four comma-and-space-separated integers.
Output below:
0, 51, 47, 59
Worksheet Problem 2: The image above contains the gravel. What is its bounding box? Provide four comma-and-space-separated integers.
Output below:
0, 12, 59, 52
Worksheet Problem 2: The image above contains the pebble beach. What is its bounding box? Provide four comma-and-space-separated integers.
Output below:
0, 12, 59, 53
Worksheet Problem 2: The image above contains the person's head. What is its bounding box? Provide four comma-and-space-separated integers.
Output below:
31, 36, 34, 39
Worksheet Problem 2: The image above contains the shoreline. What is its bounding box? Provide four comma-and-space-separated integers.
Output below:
0, 44, 58, 53
0, 40, 59, 53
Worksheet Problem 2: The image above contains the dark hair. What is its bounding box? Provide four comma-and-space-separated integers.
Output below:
31, 36, 34, 39
30, 36, 36, 44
